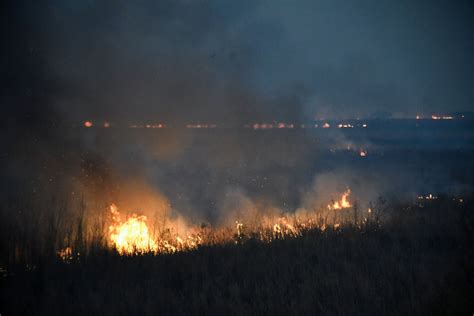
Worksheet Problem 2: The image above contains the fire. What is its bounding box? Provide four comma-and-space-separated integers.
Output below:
57, 247, 73, 262
61, 187, 360, 258
108, 204, 158, 255
328, 189, 352, 210
432, 115, 453, 120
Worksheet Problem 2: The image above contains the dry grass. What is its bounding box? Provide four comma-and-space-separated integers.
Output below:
0, 195, 473, 315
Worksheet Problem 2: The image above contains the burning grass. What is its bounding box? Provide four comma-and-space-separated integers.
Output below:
59, 190, 363, 256
1, 194, 473, 315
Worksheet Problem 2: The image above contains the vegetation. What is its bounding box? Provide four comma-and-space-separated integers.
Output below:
1, 196, 473, 315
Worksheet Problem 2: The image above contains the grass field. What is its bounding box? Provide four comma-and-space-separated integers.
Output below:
1, 195, 473, 315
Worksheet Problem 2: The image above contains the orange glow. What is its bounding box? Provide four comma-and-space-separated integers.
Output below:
84, 121, 93, 127
58, 187, 362, 257
108, 204, 158, 255
328, 189, 352, 210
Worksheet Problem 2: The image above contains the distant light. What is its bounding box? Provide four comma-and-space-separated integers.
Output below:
432, 115, 453, 120
322, 122, 330, 128
103, 121, 110, 128
84, 121, 93, 128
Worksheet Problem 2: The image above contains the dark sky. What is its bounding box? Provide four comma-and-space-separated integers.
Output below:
2, 0, 473, 124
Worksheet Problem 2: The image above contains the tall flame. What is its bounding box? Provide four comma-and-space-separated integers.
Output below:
328, 189, 352, 210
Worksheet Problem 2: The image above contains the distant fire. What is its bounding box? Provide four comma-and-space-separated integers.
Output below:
328, 189, 352, 210
77, 120, 381, 129
417, 193, 438, 200
431, 115, 453, 120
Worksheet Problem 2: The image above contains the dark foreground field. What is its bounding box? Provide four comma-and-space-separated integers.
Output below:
1, 197, 473, 315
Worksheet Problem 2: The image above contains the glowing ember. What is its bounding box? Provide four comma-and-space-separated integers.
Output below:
57, 247, 73, 262
328, 189, 352, 210
417, 193, 438, 200
108, 204, 158, 255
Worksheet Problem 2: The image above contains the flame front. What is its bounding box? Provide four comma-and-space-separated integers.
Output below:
108, 204, 158, 255
328, 189, 352, 210
94, 188, 358, 256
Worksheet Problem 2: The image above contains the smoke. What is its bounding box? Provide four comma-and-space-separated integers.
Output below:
2, 0, 473, 232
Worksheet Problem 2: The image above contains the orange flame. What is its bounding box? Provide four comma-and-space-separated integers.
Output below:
328, 189, 352, 210
108, 204, 158, 255
76, 188, 359, 257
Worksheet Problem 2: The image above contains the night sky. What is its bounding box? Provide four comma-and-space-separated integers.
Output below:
2, 0, 473, 125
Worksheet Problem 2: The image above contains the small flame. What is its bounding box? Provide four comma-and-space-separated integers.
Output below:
328, 189, 352, 210
57, 247, 73, 262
